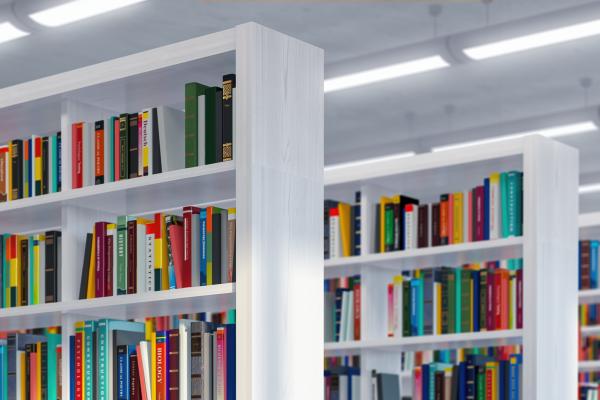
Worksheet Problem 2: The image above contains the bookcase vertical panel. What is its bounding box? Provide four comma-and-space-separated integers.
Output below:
235, 23, 324, 400
522, 135, 578, 399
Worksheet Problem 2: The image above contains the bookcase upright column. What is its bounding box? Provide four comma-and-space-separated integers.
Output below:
522, 135, 579, 399
234, 23, 324, 400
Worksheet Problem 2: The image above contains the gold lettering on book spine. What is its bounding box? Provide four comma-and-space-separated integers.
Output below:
223, 143, 232, 161
223, 80, 233, 100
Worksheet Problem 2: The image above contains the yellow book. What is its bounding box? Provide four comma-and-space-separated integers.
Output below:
8, 236, 17, 308
15, 236, 22, 306
19, 351, 26, 400
151, 331, 157, 400
436, 282, 443, 335
33, 235, 41, 305
582, 304, 589, 326
338, 202, 352, 257
142, 110, 150, 175
87, 227, 96, 299
34, 140, 42, 194
379, 196, 392, 253
145, 318, 155, 342
160, 215, 169, 290
36, 342, 42, 398
453, 192, 463, 244
7, 141, 11, 201
486, 361, 499, 400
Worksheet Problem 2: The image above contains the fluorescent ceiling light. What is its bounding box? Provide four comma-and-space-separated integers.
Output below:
464, 18, 600, 60
325, 151, 416, 172
0, 22, 29, 44
432, 121, 598, 152
324, 56, 449, 93
30, 0, 148, 27
580, 184, 600, 194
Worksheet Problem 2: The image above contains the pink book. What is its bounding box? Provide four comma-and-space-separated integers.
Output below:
387, 283, 394, 337
475, 186, 485, 241
448, 194, 454, 245
467, 190, 473, 242
413, 367, 422, 400
516, 268, 523, 329
138, 113, 143, 177
136, 344, 148, 400
217, 327, 226, 399
30, 351, 38, 400
168, 223, 186, 288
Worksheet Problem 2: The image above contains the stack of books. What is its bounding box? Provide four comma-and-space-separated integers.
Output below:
0, 329, 62, 400
324, 356, 360, 400
78, 206, 236, 299
325, 275, 361, 343
581, 383, 599, 400
70, 314, 235, 400
184, 74, 236, 168
0, 231, 62, 307
580, 240, 600, 290
324, 192, 361, 259
387, 260, 523, 338
0, 133, 62, 202
374, 171, 523, 253
581, 303, 600, 327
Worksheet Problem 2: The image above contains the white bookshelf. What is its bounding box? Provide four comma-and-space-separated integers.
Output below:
0, 23, 324, 400
324, 135, 579, 400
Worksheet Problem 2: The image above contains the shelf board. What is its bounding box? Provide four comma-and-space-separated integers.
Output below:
0, 284, 235, 330
580, 361, 600, 373
0, 162, 235, 232
324, 330, 522, 356
324, 237, 523, 278
581, 325, 600, 337
579, 289, 600, 305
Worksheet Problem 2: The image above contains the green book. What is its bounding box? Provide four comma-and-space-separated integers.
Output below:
479, 269, 488, 331
85, 320, 97, 400
447, 268, 456, 334
476, 365, 486, 400
402, 279, 411, 337
460, 269, 472, 333
384, 204, 394, 251
118, 114, 129, 180
441, 269, 449, 334
500, 172, 508, 238
46, 333, 61, 400
97, 319, 145, 400
116, 216, 128, 295
506, 171, 523, 237
184, 82, 209, 168
455, 268, 462, 334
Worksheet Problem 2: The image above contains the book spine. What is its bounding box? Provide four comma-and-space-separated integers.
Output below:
72, 125, 83, 189
95, 121, 105, 185
0, 146, 7, 202
129, 346, 140, 400
475, 187, 484, 242
185, 83, 200, 168
106, 235, 114, 296
439, 194, 449, 245
167, 330, 179, 400
486, 267, 495, 331
516, 268, 523, 329
227, 209, 236, 283
484, 178, 490, 241
75, 323, 84, 400
431, 203, 440, 246
11, 140, 23, 199
95, 222, 107, 298
200, 210, 207, 286
138, 113, 143, 177
155, 332, 167, 400
114, 118, 120, 182
127, 220, 137, 294
119, 114, 129, 180
418, 204, 429, 248
212, 210, 222, 285
117, 216, 127, 295
222, 74, 235, 162
145, 227, 155, 293
129, 114, 139, 179
44, 231, 59, 303
353, 277, 361, 340
20, 238, 28, 306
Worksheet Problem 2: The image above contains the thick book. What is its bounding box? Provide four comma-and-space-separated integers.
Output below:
222, 74, 235, 161
155, 106, 184, 173
44, 231, 61, 303
128, 114, 139, 179
184, 82, 209, 168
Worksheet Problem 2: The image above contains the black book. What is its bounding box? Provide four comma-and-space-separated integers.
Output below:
222, 74, 235, 162
417, 204, 429, 248
374, 372, 400, 400
20, 238, 28, 306
25, 344, 31, 400
119, 114, 129, 180
56, 132, 62, 192
422, 269, 434, 335
41, 137, 49, 195
451, 365, 459, 400
402, 279, 411, 337
212, 209, 222, 284
151, 107, 162, 175
45, 231, 61, 303
10, 140, 23, 200
41, 341, 48, 400
215, 88, 223, 163
78, 233, 93, 299
435, 370, 444, 400
95, 121, 105, 185
128, 113, 139, 179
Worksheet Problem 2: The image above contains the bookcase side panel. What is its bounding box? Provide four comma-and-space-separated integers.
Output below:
522, 135, 579, 400
235, 23, 324, 400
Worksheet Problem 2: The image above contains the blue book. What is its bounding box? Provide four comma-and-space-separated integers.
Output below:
127, 345, 137, 399
458, 361, 467, 400
466, 355, 477, 399
483, 177, 490, 241
509, 354, 522, 400
472, 270, 480, 332
410, 279, 420, 336
70, 335, 76, 400
116, 345, 129, 400
226, 324, 236, 400
421, 364, 430, 400
499, 360, 509, 400
579, 241, 583, 289
592, 241, 599, 289
200, 209, 208, 286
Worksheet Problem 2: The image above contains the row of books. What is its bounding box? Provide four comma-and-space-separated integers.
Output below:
0, 329, 63, 400
374, 171, 523, 254
581, 384, 599, 400
324, 356, 360, 400
184, 75, 235, 168
324, 192, 361, 259
78, 206, 236, 299
581, 304, 600, 327
580, 240, 600, 290
581, 336, 600, 361
0, 232, 61, 308
411, 353, 523, 400
0, 133, 62, 202
325, 275, 361, 343
387, 260, 523, 338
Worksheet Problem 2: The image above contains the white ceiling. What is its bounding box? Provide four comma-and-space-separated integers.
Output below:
2, 0, 600, 185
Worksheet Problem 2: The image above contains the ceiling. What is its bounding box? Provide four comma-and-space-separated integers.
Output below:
1, 0, 600, 186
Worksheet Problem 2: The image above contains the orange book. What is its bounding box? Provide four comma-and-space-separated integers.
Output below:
439, 194, 449, 245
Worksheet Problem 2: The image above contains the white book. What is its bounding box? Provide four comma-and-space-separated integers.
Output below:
139, 341, 152, 399
191, 213, 200, 286
351, 375, 361, 400
203, 332, 214, 400
339, 375, 349, 400
404, 206, 416, 250
145, 232, 154, 292
179, 320, 193, 400
346, 290, 354, 341
329, 213, 341, 259
141, 109, 153, 176
82, 122, 94, 187
339, 291, 348, 342
197, 95, 206, 166
103, 119, 112, 183
489, 174, 500, 240
38, 235, 45, 304
157, 106, 185, 172
136, 223, 146, 294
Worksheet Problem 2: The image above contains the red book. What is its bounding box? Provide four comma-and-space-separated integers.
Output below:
136, 344, 148, 400
95, 122, 104, 184
129, 347, 140, 400
182, 206, 200, 287
475, 186, 485, 241
169, 222, 186, 288
156, 332, 167, 400
353, 278, 361, 340
30, 350, 37, 400
439, 194, 449, 245
494, 269, 502, 330
167, 329, 180, 399
127, 220, 137, 294
467, 190, 473, 242
486, 266, 495, 331
485, 367, 493, 399
106, 235, 113, 296
447, 194, 454, 245
499, 269, 509, 330
94, 222, 108, 298
516, 268, 523, 329
72, 123, 84, 189
114, 118, 120, 182
75, 327, 84, 400
216, 327, 226, 399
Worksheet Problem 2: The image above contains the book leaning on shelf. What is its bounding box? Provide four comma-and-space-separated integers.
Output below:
185, 74, 236, 168
387, 259, 523, 338
325, 275, 360, 343
78, 206, 236, 299
70, 315, 235, 400
0, 231, 62, 307
374, 170, 523, 254
324, 191, 361, 260
0, 133, 62, 203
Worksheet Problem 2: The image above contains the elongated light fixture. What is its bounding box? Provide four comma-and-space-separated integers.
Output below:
432, 121, 598, 152
0, 22, 29, 44
580, 183, 600, 194
30, 0, 148, 27
325, 151, 416, 172
464, 18, 600, 60
324, 56, 449, 93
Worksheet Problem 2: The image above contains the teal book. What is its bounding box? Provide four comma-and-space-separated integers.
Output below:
51, 135, 58, 193
46, 333, 61, 400
85, 320, 97, 400
0, 343, 6, 400
500, 172, 508, 238
116, 216, 128, 295
28, 237, 34, 305
455, 268, 462, 334
506, 171, 523, 237
97, 319, 145, 400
